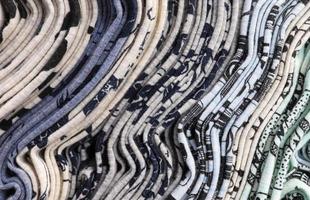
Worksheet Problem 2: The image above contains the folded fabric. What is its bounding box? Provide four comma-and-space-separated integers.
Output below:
0, 0, 310, 200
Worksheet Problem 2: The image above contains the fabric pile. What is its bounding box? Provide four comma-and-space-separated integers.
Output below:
1, 0, 310, 199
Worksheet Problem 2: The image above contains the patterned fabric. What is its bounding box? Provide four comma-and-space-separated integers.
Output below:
0, 0, 310, 200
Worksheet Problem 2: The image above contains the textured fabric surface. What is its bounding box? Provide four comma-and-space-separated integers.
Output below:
0, 0, 310, 200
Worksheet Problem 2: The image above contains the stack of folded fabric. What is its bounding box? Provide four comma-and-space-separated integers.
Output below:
0, 0, 310, 199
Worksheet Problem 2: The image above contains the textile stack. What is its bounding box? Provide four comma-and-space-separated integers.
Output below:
0, 0, 310, 199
